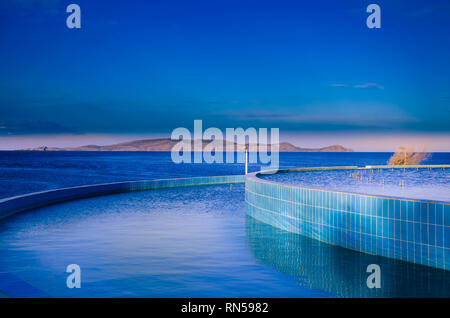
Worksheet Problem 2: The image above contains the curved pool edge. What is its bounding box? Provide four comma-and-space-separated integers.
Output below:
245, 165, 450, 271
254, 165, 450, 204
0, 174, 245, 222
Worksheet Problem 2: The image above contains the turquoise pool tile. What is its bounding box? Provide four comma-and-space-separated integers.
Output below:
420, 203, 428, 224
444, 227, 450, 249
414, 223, 421, 243
401, 200, 407, 221
407, 201, 414, 221
382, 199, 389, 218
444, 204, 450, 226
429, 204, 436, 225
436, 226, 443, 248
413, 244, 422, 264
394, 220, 401, 240
382, 221, 389, 238
421, 224, 429, 245
436, 204, 444, 225
429, 225, 436, 246
401, 221, 408, 241
421, 245, 429, 266
407, 222, 414, 242
445, 249, 450, 270
436, 248, 445, 269
246, 171, 449, 271
394, 200, 401, 220
413, 202, 421, 222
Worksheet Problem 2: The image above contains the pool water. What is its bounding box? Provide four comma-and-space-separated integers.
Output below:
0, 184, 329, 298
259, 168, 450, 202
1, 184, 449, 297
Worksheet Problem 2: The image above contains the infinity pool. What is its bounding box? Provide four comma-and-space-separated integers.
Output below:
0, 184, 328, 298
259, 167, 450, 202
0, 183, 449, 297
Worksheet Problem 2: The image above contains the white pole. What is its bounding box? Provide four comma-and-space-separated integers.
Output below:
245, 146, 248, 175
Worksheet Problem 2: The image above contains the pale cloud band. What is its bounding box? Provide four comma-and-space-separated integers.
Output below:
330, 82, 385, 90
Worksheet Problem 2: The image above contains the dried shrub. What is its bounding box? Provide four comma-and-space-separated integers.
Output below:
388, 146, 431, 166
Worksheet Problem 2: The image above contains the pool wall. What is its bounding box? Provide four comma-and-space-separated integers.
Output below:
0, 175, 244, 221
245, 166, 450, 271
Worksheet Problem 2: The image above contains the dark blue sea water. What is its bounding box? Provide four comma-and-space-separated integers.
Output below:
0, 152, 449, 298
0, 151, 448, 199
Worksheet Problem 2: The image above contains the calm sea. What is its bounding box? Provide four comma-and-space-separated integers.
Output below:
1, 151, 449, 199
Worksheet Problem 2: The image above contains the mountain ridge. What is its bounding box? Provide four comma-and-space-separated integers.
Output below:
17, 138, 354, 152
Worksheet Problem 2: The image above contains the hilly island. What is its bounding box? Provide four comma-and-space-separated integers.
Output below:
17, 138, 354, 152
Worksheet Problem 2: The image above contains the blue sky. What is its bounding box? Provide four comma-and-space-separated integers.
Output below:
0, 0, 449, 149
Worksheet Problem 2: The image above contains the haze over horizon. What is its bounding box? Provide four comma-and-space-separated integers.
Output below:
1, 0, 449, 151
0, 132, 449, 152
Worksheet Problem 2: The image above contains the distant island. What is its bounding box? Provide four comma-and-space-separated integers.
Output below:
17, 138, 354, 152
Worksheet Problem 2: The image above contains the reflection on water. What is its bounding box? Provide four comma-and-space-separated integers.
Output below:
245, 215, 450, 297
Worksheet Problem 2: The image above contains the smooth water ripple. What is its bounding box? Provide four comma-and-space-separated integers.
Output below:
0, 185, 329, 297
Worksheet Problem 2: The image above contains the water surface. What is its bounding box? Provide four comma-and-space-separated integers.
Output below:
0, 184, 329, 297
259, 167, 450, 202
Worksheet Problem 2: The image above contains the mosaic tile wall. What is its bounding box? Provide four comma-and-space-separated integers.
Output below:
245, 170, 450, 271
